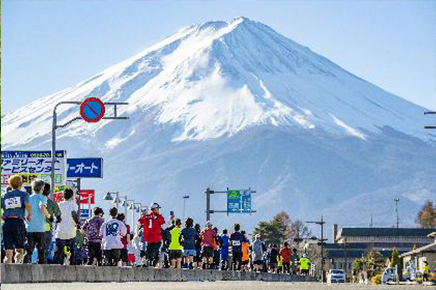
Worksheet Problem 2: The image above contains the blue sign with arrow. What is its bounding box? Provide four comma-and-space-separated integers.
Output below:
67, 158, 103, 178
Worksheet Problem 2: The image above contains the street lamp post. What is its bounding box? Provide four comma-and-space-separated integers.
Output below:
307, 216, 327, 282
182, 195, 190, 222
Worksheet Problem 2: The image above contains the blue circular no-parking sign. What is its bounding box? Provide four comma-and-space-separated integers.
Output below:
80, 97, 106, 123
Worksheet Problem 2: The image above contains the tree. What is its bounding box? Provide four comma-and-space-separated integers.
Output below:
290, 219, 312, 248
390, 248, 400, 268
417, 201, 436, 228
253, 220, 285, 246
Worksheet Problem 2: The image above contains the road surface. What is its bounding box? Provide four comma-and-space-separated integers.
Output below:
1, 282, 425, 290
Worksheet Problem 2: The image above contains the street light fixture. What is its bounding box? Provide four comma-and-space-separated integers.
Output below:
182, 195, 190, 222
104, 192, 120, 210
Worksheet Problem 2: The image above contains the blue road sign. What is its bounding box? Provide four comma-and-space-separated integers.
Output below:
80, 209, 90, 218
67, 158, 103, 178
227, 190, 241, 213
241, 190, 252, 213
227, 189, 252, 214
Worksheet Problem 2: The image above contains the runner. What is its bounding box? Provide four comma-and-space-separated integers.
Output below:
24, 179, 50, 264
291, 248, 300, 274
218, 229, 230, 270
82, 207, 105, 265
251, 234, 266, 272
100, 207, 127, 266
200, 221, 217, 269
116, 213, 131, 266
241, 230, 250, 271
54, 188, 79, 265
280, 241, 291, 274
180, 217, 198, 269
168, 218, 183, 268
194, 223, 202, 269
230, 223, 245, 271
141, 202, 165, 267
42, 183, 61, 263
1, 175, 31, 264
268, 244, 279, 273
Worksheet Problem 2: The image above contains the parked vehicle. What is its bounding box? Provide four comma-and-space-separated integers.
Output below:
382, 267, 398, 283
327, 269, 346, 283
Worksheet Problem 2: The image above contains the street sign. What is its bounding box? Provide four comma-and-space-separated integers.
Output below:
80, 97, 106, 123
80, 209, 90, 218
241, 190, 252, 213
67, 158, 103, 178
227, 189, 252, 213
79, 189, 95, 204
227, 190, 241, 213
1, 150, 66, 192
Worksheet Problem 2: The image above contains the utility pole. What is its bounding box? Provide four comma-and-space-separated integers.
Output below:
182, 195, 190, 222
307, 216, 327, 282
394, 198, 400, 228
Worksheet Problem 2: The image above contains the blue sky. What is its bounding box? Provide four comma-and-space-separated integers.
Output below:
2, 0, 436, 115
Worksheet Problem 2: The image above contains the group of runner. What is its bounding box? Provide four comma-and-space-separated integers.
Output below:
1, 174, 312, 275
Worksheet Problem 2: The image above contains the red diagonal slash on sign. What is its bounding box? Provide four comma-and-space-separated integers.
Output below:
80, 97, 106, 123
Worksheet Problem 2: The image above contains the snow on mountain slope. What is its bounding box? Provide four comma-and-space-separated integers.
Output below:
1, 17, 433, 148
2, 17, 435, 231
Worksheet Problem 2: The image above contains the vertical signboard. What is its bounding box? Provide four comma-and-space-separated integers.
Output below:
227, 190, 241, 213
241, 190, 252, 213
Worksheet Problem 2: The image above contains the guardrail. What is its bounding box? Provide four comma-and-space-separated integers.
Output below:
1, 264, 317, 284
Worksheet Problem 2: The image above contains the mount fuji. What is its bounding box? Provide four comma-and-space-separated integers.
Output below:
2, 17, 435, 234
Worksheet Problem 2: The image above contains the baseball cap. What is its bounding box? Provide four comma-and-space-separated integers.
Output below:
150, 202, 161, 209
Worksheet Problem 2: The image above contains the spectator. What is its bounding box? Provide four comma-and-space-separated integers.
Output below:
1, 175, 32, 264
116, 213, 131, 266
180, 217, 197, 269
24, 179, 50, 264
54, 188, 79, 265
168, 218, 183, 268
219, 229, 230, 270
200, 221, 217, 269
100, 207, 127, 266
251, 234, 266, 272
280, 242, 292, 274
230, 223, 245, 271
42, 183, 61, 263
140, 202, 165, 267
82, 207, 105, 265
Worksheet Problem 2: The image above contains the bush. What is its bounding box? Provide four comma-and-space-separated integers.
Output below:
371, 274, 382, 285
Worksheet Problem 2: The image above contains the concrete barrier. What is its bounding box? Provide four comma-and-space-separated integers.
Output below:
1, 264, 317, 284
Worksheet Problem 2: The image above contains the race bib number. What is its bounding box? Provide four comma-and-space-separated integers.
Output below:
5, 197, 22, 210
232, 240, 241, 246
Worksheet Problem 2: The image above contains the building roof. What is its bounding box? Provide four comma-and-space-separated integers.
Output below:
399, 242, 436, 258
327, 249, 398, 259
338, 228, 436, 238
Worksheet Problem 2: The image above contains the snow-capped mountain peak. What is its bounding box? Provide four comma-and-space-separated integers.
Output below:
1, 17, 433, 147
